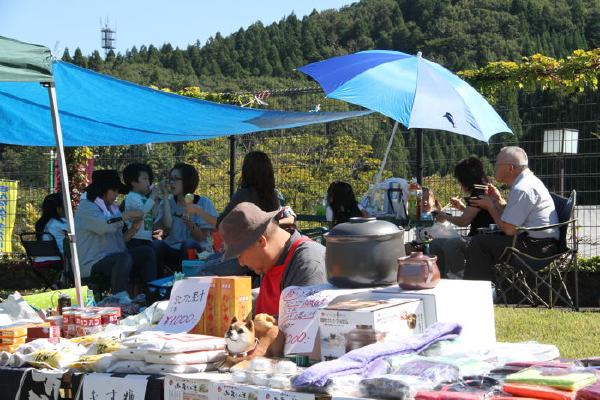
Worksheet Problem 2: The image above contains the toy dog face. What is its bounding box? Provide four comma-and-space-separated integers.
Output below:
224, 317, 255, 355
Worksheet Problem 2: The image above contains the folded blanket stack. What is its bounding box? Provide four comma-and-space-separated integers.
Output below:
109, 332, 226, 374
293, 322, 462, 389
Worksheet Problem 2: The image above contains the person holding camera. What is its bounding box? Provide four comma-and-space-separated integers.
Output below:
464, 146, 559, 281
430, 156, 494, 278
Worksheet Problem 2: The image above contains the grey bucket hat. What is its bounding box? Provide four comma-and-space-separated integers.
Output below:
219, 202, 279, 260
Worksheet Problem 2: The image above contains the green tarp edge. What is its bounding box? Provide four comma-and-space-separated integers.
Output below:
0, 36, 53, 82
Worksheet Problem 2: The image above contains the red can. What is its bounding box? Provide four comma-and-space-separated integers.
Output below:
100, 310, 119, 325
79, 312, 102, 335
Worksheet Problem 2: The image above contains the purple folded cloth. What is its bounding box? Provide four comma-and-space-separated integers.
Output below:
293, 322, 462, 388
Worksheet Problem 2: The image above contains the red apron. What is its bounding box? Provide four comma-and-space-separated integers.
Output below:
255, 236, 311, 316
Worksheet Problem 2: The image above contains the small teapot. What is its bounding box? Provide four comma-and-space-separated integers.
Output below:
397, 251, 440, 290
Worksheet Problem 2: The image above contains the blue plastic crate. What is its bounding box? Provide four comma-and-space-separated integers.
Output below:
146, 275, 175, 302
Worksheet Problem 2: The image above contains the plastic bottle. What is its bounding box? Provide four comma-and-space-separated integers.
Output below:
407, 179, 422, 221
143, 212, 153, 231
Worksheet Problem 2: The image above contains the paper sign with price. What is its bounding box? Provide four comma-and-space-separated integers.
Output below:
157, 277, 212, 333
278, 284, 362, 355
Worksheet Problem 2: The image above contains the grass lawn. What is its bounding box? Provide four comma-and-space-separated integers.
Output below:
495, 306, 600, 358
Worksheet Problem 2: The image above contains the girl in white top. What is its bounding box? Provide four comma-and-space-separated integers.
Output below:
34, 192, 68, 261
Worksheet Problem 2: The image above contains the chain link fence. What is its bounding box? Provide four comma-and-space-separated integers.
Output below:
2, 88, 599, 258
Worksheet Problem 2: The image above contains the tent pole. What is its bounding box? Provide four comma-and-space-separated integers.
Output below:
46, 83, 84, 307
416, 128, 424, 185
375, 121, 399, 186
228, 135, 236, 199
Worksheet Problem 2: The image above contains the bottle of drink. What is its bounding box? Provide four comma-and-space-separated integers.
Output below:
407, 179, 421, 221
57, 293, 71, 315
144, 212, 153, 231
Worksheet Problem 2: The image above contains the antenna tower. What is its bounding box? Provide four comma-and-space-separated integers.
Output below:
100, 17, 116, 56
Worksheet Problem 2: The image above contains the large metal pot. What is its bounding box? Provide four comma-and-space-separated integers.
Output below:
324, 217, 405, 288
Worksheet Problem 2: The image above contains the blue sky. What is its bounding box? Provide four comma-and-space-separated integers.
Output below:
0, 0, 355, 56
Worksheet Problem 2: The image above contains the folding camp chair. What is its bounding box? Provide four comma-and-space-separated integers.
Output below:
494, 190, 578, 310
19, 232, 64, 290
61, 237, 111, 300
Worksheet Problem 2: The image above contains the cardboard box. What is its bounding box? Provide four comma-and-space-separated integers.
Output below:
0, 323, 50, 338
164, 372, 231, 400
319, 297, 424, 360
217, 276, 252, 337
190, 279, 217, 336
0, 336, 26, 345
0, 343, 22, 353
27, 325, 61, 340
373, 279, 496, 345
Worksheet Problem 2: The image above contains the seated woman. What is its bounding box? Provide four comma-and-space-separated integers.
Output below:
152, 163, 218, 275
326, 181, 368, 228
192, 151, 295, 283
34, 192, 67, 262
74, 170, 157, 294
217, 151, 295, 227
429, 156, 494, 278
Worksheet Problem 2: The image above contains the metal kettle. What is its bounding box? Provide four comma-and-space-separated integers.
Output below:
397, 251, 440, 290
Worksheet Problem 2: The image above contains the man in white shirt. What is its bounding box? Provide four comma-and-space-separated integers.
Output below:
465, 146, 559, 281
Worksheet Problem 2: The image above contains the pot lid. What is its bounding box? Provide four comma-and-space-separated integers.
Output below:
327, 217, 401, 237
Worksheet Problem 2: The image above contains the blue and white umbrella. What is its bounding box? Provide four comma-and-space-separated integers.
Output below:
298, 50, 512, 142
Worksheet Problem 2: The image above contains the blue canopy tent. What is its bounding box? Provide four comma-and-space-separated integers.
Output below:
0, 36, 370, 305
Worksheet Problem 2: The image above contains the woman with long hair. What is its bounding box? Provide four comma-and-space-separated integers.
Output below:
197, 151, 294, 284
326, 181, 365, 228
429, 156, 494, 278
217, 151, 281, 225
34, 192, 67, 259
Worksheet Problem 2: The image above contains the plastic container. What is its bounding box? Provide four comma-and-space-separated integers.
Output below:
146, 275, 175, 304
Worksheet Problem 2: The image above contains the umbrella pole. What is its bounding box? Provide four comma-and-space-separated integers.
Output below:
375, 121, 399, 185
46, 83, 84, 307
416, 129, 424, 185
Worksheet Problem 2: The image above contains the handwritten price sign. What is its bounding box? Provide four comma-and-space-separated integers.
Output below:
157, 277, 212, 333
278, 284, 356, 355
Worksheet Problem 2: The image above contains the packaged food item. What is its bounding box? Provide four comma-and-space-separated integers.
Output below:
505, 366, 597, 391
0, 336, 27, 345
123, 332, 225, 353
92, 337, 122, 355
99, 309, 119, 325
576, 382, 600, 400
27, 349, 80, 369
361, 374, 434, 400
0, 343, 22, 353
503, 382, 576, 400
1, 323, 48, 338
144, 349, 225, 365
77, 312, 102, 336
27, 325, 61, 341
68, 354, 113, 372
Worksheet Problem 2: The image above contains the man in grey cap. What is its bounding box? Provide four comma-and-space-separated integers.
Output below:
219, 202, 326, 316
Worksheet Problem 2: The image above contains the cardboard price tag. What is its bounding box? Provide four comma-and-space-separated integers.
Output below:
157, 277, 212, 333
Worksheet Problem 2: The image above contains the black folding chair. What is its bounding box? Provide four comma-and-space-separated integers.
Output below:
494, 190, 578, 310
19, 232, 64, 290
61, 237, 111, 300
